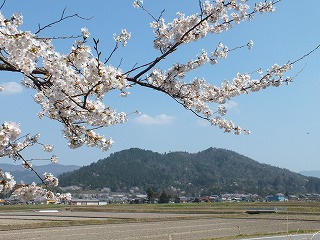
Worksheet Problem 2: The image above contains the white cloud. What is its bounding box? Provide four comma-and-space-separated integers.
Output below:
0, 82, 23, 94
223, 100, 238, 110
134, 114, 175, 125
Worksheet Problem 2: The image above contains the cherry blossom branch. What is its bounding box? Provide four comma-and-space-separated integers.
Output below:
0, 54, 46, 75
0, 122, 59, 192
17, 152, 48, 188
132, 1, 279, 80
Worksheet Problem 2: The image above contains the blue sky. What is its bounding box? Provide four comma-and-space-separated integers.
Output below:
0, 0, 319, 173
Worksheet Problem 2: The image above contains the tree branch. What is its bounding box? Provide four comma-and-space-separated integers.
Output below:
0, 0, 6, 10
0, 63, 46, 75
291, 44, 320, 65
35, 7, 92, 35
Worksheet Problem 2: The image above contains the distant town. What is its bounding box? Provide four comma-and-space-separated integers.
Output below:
3, 187, 320, 206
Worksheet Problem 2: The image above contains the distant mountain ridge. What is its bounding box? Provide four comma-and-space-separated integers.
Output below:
300, 171, 320, 178
0, 163, 80, 184
59, 148, 320, 196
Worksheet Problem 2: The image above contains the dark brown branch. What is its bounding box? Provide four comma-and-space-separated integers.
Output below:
138, 2, 163, 22
126, 76, 168, 94
0, 0, 6, 10
7, 144, 48, 188
104, 42, 118, 64
35, 7, 92, 35
21, 158, 48, 188
198, 0, 204, 19
291, 44, 320, 65
0, 63, 47, 75
123, 60, 156, 75
36, 35, 82, 40
117, 58, 123, 70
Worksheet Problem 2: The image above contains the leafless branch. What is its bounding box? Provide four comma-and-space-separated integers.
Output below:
117, 58, 123, 70
36, 35, 82, 40
198, 0, 204, 19
126, 76, 167, 94
123, 60, 155, 76
104, 42, 119, 64
291, 44, 320, 65
35, 7, 92, 35
136, 2, 163, 22
0, 0, 6, 10
22, 158, 48, 188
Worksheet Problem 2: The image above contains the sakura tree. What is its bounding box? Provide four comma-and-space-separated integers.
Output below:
0, 121, 59, 198
0, 0, 318, 194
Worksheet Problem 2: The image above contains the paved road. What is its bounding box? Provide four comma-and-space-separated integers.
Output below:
0, 211, 320, 240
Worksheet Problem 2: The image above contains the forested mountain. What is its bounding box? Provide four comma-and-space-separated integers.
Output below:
58, 148, 320, 196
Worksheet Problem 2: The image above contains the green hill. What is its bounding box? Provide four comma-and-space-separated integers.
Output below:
58, 148, 320, 196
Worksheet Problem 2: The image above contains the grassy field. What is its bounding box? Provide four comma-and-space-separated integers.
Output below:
0, 202, 320, 239
0, 202, 320, 213
2, 201, 320, 216
67, 201, 320, 214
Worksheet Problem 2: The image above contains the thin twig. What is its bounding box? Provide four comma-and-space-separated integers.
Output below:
198, 0, 204, 19
291, 44, 320, 65
0, 0, 6, 10
104, 43, 118, 64
35, 7, 92, 35
36, 35, 81, 40
117, 58, 123, 70
13, 148, 48, 188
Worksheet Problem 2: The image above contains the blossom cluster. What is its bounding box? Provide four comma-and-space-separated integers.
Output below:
147, 48, 292, 134
0, 122, 21, 155
11, 182, 49, 202
133, 0, 143, 9
43, 172, 59, 186
149, 0, 275, 52
0, 121, 58, 192
50, 155, 58, 163
0, 122, 43, 161
0, 170, 16, 193
0, 11, 131, 150
55, 192, 72, 203
113, 29, 131, 47
11, 183, 71, 203
0, 121, 57, 162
